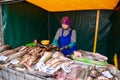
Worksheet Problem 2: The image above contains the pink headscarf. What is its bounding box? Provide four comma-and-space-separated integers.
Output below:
61, 16, 71, 25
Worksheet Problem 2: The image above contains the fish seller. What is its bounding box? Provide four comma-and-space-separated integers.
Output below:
52, 16, 78, 57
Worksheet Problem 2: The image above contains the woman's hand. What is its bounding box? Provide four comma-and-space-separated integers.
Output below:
60, 45, 69, 51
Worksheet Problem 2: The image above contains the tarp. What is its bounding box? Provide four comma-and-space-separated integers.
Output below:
108, 10, 120, 64
2, 2, 49, 47
26, 0, 119, 12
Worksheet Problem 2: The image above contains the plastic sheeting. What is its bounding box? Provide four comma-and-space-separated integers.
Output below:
49, 11, 96, 52
108, 10, 120, 64
2, 2, 49, 47
26, 0, 119, 12
49, 11, 113, 55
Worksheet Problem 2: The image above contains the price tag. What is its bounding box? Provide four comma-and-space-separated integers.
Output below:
47, 78, 52, 80
44, 67, 54, 74
102, 71, 113, 78
10, 59, 20, 64
0, 55, 8, 61
61, 64, 71, 73
37, 62, 45, 71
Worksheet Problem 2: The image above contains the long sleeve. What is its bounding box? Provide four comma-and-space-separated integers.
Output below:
54, 28, 62, 40
52, 28, 62, 46
71, 29, 76, 42
69, 29, 76, 48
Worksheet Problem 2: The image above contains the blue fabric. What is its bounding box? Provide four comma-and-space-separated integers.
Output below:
59, 29, 78, 56
69, 42, 76, 48
52, 38, 58, 46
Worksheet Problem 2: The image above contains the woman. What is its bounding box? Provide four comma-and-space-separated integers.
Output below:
52, 16, 78, 57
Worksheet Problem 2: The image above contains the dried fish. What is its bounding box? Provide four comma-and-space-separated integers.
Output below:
94, 76, 109, 80
0, 45, 11, 52
89, 70, 97, 78
7, 50, 27, 62
38, 51, 52, 63
86, 76, 93, 80
0, 46, 22, 56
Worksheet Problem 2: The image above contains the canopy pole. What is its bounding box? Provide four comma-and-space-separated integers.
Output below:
93, 10, 100, 53
113, 53, 118, 69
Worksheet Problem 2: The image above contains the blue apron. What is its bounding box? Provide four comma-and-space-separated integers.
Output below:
59, 29, 78, 56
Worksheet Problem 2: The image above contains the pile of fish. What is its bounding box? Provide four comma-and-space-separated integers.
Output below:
0, 45, 54, 68
0, 45, 119, 80
71, 50, 108, 66
73, 50, 108, 61
53, 64, 119, 80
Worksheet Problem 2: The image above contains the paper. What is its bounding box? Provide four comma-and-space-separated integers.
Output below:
10, 59, 20, 64
61, 64, 71, 73
46, 78, 52, 80
0, 55, 8, 61
102, 71, 113, 78
44, 67, 54, 74
37, 62, 45, 71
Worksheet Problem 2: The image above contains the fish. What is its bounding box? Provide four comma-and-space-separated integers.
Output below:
7, 50, 27, 62
38, 51, 52, 63
0, 45, 11, 52
0, 46, 22, 56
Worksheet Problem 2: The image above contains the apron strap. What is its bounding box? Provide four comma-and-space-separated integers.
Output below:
61, 28, 73, 37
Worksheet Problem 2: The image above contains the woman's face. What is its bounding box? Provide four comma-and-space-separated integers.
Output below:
62, 24, 70, 29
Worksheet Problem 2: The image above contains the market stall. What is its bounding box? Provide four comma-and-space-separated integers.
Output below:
0, 0, 120, 80
1, 1, 117, 63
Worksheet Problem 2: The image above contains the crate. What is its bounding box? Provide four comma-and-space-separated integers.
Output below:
0, 68, 50, 80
